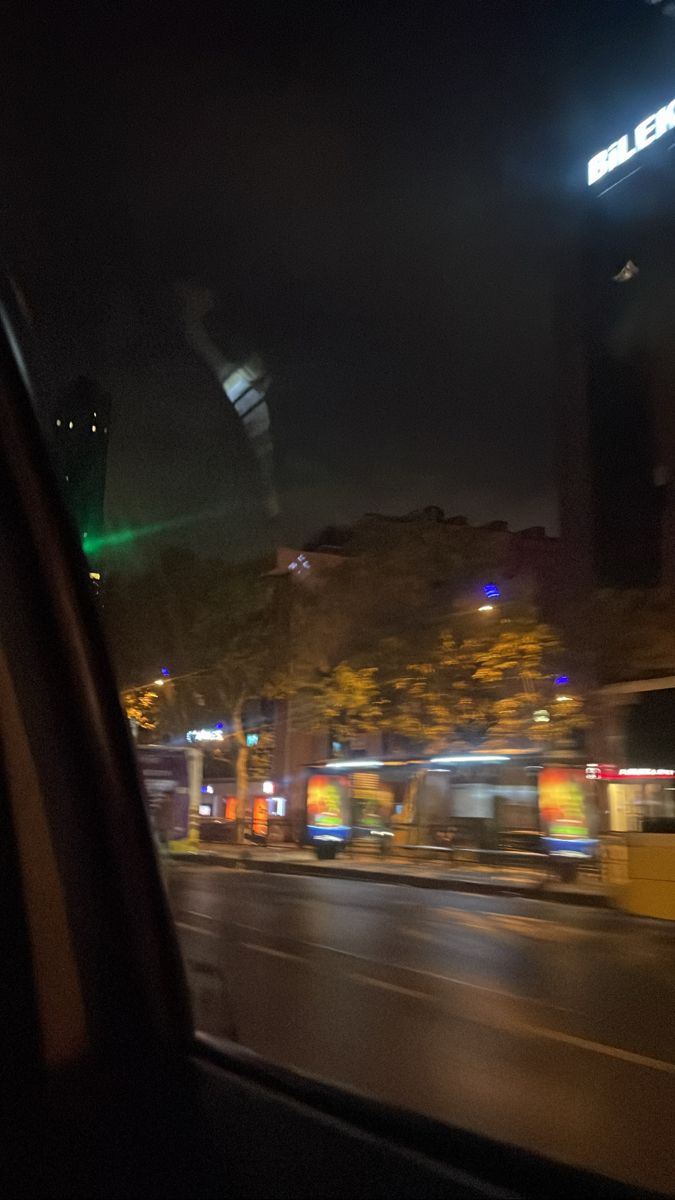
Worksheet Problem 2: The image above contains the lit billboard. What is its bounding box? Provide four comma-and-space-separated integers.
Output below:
306, 773, 351, 844
538, 767, 596, 856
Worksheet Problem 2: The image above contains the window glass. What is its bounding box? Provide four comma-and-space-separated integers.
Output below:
11, 4, 675, 1192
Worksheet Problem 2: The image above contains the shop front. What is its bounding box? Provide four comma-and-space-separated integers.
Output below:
586, 764, 675, 831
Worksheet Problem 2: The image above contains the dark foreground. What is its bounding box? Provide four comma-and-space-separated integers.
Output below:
169, 865, 675, 1193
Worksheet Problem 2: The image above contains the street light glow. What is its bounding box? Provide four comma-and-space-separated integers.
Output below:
430, 754, 510, 764
325, 759, 384, 770
478, 604, 494, 612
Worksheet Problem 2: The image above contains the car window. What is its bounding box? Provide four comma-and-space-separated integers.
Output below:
9, 4, 675, 1193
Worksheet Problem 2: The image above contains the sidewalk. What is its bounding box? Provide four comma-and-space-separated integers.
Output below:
169, 843, 607, 907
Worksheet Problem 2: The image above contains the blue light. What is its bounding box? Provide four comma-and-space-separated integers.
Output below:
246, 732, 259, 747
216, 722, 224, 730
161, 666, 170, 677
554, 675, 569, 686
483, 582, 500, 600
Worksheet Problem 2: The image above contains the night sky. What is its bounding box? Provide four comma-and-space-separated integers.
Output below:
0, 2, 662, 561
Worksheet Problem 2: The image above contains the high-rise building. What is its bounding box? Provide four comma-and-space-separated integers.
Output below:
48, 375, 111, 548
559, 3, 675, 588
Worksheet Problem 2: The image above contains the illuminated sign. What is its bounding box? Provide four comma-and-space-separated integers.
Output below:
225, 796, 237, 821
586, 763, 675, 780
588, 99, 675, 185
186, 727, 224, 743
252, 796, 269, 838
538, 767, 590, 840
306, 773, 351, 841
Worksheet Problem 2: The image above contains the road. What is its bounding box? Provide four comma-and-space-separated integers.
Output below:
169, 864, 675, 1193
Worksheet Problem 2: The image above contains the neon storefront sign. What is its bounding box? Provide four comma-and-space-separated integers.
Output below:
588, 98, 675, 185
586, 764, 675, 780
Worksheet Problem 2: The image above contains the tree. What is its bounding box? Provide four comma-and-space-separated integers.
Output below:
189, 560, 289, 831
290, 536, 585, 753
122, 685, 160, 733
315, 663, 387, 743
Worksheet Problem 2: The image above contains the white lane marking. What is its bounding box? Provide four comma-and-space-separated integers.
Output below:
349, 973, 429, 1000
426, 907, 596, 944
175, 921, 220, 939
512, 1019, 675, 1075
178, 923, 675, 1073
177, 910, 266, 937
302, 941, 532, 1004
241, 942, 306, 963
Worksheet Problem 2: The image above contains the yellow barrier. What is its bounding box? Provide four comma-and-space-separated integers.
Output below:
602, 834, 675, 920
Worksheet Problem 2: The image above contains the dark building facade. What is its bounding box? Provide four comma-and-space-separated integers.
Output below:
555, 4, 675, 775
559, 4, 675, 589
48, 375, 111, 546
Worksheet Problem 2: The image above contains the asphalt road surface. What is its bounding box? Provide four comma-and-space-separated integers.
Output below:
169, 865, 675, 1193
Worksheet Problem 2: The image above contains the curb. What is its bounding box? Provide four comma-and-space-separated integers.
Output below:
170, 851, 607, 907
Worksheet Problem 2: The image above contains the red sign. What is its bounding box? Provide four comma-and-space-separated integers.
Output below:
586, 764, 675, 781
225, 796, 237, 821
